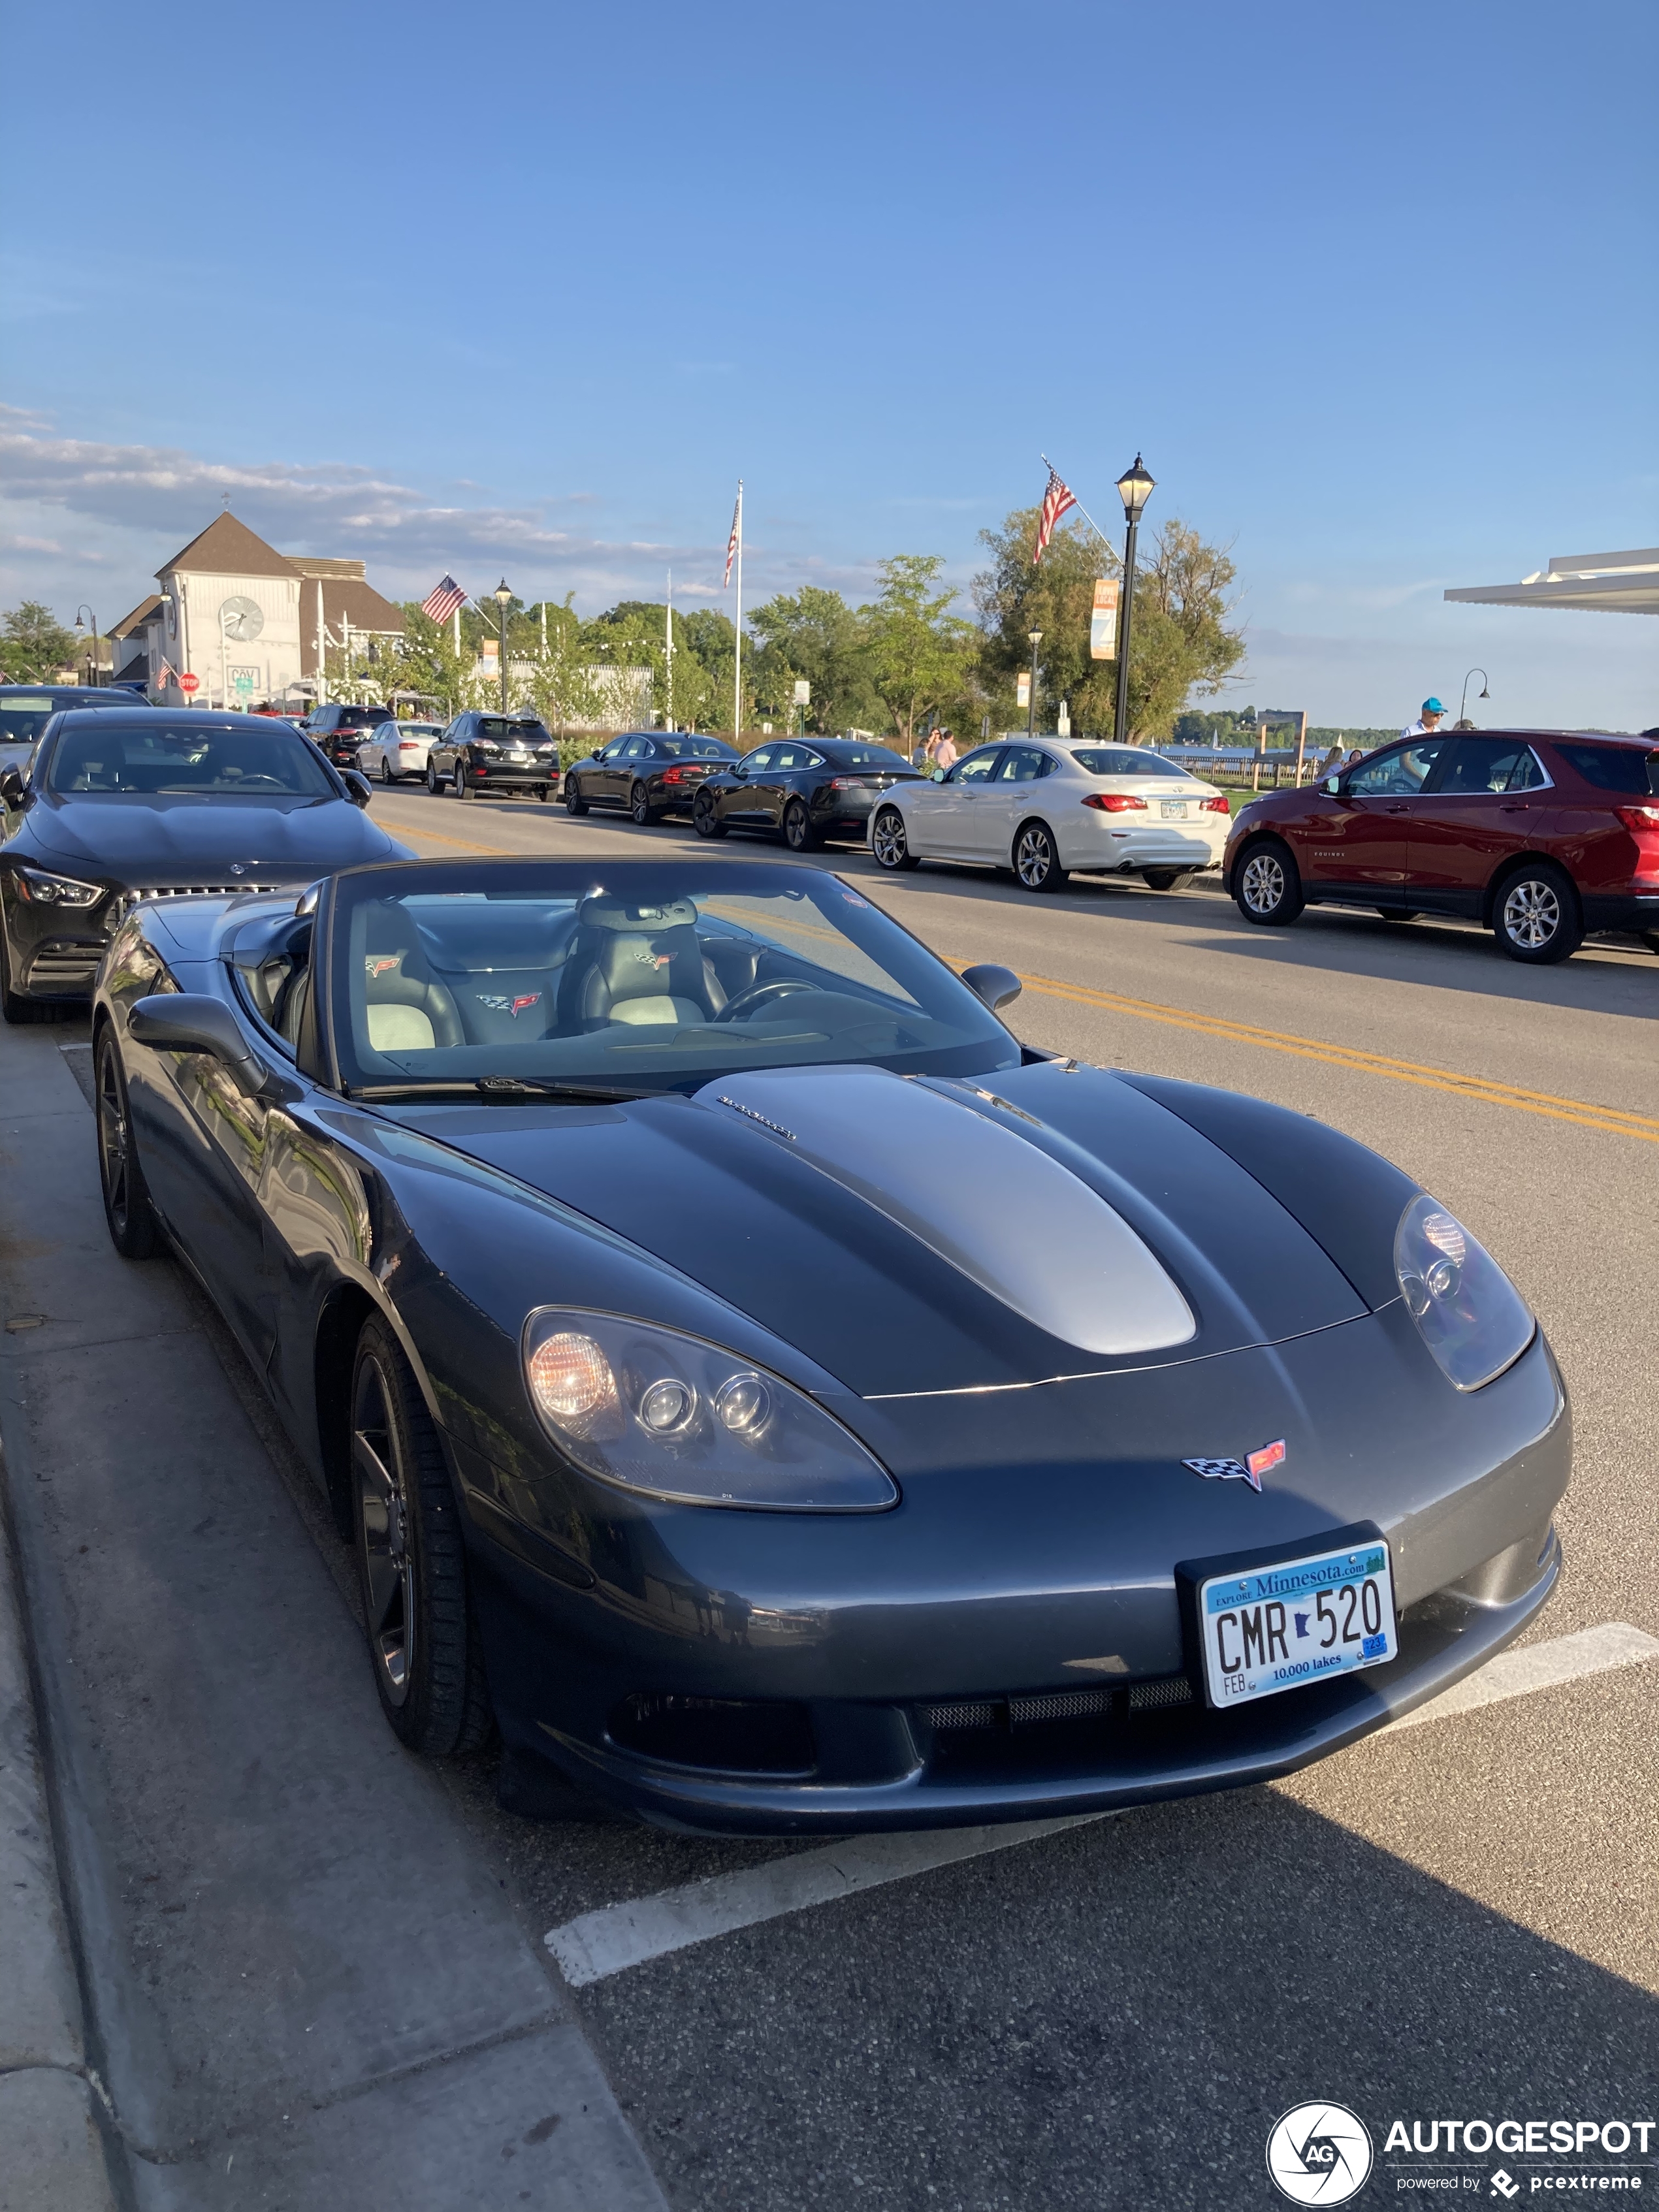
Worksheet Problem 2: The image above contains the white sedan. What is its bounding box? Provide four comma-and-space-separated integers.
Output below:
357, 720, 444, 786
868, 739, 1233, 893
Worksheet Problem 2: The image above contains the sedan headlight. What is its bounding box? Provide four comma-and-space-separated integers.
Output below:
522, 1307, 897, 1511
14, 866, 105, 908
1394, 1194, 1535, 1390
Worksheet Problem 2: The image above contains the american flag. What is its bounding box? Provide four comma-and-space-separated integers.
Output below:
722, 483, 743, 589
1033, 466, 1078, 564
421, 574, 468, 624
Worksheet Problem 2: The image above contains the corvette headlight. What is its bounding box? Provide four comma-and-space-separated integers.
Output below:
522, 1307, 897, 1511
1394, 1194, 1535, 1391
14, 865, 105, 908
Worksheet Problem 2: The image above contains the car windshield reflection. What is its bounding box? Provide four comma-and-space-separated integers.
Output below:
329, 863, 1019, 1096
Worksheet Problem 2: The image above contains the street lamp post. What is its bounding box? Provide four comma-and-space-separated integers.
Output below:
1111, 455, 1155, 743
1458, 667, 1490, 725
73, 605, 101, 688
1027, 630, 1042, 741
492, 580, 512, 712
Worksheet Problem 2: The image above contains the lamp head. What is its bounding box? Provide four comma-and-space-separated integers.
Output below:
1116, 454, 1155, 522
1028, 629, 1042, 648
493, 579, 513, 607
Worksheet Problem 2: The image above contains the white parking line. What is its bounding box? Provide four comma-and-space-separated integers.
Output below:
544, 1621, 1659, 1986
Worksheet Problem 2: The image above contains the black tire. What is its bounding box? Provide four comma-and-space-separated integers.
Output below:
1377, 908, 1421, 922
453, 764, 470, 800
0, 925, 52, 1024
94, 1028, 161, 1259
349, 1318, 492, 1757
782, 798, 818, 852
538, 785, 551, 803
1492, 861, 1583, 965
1142, 869, 1196, 892
1233, 839, 1305, 926
426, 763, 442, 795
630, 780, 657, 827
694, 788, 728, 839
1013, 820, 1068, 893
379, 756, 395, 786
871, 805, 919, 871
1643, 931, 1659, 956
564, 775, 588, 816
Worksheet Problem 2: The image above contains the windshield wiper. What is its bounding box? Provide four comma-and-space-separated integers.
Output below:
353, 1076, 669, 1104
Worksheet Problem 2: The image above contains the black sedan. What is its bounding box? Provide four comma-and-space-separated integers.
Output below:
693, 737, 922, 850
88, 855, 1567, 1835
563, 729, 739, 824
0, 707, 406, 1021
426, 712, 560, 799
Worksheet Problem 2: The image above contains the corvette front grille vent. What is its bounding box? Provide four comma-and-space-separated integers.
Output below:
921, 1674, 1194, 1731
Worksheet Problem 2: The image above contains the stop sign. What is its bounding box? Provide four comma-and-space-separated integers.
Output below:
179, 672, 199, 695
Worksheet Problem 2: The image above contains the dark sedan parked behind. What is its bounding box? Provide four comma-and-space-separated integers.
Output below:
427, 713, 561, 800
0, 707, 407, 1021
694, 737, 922, 850
1, 683, 140, 780
563, 730, 739, 824
301, 701, 395, 770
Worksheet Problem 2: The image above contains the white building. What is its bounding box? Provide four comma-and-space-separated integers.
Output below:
109, 513, 404, 706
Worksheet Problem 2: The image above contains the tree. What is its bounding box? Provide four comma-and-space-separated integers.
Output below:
859, 556, 976, 752
747, 586, 882, 733
973, 509, 1246, 740
1, 601, 78, 684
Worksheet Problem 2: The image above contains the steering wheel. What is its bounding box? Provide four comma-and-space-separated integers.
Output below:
713, 977, 818, 1023
226, 773, 287, 789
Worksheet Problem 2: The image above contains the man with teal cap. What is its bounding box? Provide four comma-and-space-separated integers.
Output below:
1400, 696, 1449, 740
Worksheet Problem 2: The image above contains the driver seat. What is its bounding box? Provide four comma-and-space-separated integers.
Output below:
360, 905, 464, 1053
555, 894, 726, 1030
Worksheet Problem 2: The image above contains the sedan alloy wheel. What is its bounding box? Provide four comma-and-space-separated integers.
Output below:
95, 1031, 161, 1258
1014, 820, 1068, 893
631, 780, 656, 827
564, 775, 588, 816
871, 805, 918, 871
426, 763, 441, 794
694, 788, 728, 839
379, 756, 395, 785
783, 798, 818, 852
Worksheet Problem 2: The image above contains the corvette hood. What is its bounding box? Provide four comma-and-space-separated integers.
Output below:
27, 793, 398, 878
379, 1061, 1373, 1398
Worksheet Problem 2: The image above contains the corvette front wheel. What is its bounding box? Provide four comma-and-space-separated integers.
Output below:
350, 1319, 492, 1756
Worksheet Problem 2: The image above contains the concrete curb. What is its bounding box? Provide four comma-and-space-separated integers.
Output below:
0, 1447, 119, 2211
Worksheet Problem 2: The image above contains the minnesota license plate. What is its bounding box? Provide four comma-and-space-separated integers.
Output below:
1160, 799, 1187, 818
1197, 1538, 1397, 1707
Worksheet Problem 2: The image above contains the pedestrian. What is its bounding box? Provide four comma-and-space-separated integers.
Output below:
1400, 696, 1449, 741
934, 729, 958, 772
912, 729, 933, 771
1345, 747, 1366, 769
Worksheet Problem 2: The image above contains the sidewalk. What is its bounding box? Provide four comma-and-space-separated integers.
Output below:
0, 1021, 668, 2211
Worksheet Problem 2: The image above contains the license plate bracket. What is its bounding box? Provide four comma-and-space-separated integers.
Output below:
1176, 1521, 1398, 1710
1160, 799, 1187, 818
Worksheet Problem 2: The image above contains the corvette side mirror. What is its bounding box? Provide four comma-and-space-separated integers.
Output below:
341, 769, 372, 807
128, 994, 269, 1096
961, 963, 1022, 1013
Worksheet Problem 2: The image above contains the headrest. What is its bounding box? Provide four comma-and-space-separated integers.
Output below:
575, 893, 698, 935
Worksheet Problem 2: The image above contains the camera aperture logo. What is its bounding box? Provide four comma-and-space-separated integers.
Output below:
1268, 2103, 1376, 2204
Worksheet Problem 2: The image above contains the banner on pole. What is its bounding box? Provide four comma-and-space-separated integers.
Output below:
1016, 671, 1031, 709
1089, 579, 1120, 661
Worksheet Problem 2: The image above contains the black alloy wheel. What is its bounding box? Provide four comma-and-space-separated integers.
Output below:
564, 774, 588, 816
426, 763, 442, 794
1494, 861, 1583, 965
0, 924, 52, 1025
1142, 869, 1196, 892
1013, 820, 1068, 894
630, 780, 656, 827
349, 1318, 492, 1756
871, 805, 918, 871
694, 788, 728, 839
1234, 839, 1305, 926
782, 798, 819, 852
95, 1029, 161, 1258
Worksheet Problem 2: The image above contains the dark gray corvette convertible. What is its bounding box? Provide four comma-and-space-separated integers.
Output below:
89, 857, 1568, 1834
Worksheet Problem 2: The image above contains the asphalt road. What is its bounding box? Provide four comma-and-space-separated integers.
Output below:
7, 780, 1658, 2209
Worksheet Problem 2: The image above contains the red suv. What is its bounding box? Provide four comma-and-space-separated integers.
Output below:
1224, 729, 1659, 964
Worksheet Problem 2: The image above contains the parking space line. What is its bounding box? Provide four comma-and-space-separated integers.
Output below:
543, 1622, 1659, 1985
546, 1816, 1103, 1987
1384, 1620, 1659, 1733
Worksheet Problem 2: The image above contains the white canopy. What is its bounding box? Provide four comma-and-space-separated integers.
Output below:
1445, 547, 1659, 615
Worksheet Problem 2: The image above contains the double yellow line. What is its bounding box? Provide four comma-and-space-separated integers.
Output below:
388, 815, 1659, 1147
1007, 970, 1659, 1146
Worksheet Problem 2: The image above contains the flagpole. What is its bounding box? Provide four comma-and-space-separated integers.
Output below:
1039, 455, 1116, 558
665, 569, 673, 732
733, 482, 743, 741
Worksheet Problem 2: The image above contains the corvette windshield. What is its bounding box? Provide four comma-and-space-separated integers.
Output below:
47, 722, 337, 796
328, 861, 1019, 1094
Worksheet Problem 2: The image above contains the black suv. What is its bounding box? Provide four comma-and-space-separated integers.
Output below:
302, 702, 394, 768
426, 713, 560, 799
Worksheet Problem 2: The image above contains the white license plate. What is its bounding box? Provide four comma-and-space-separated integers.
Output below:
505, 752, 530, 763
1197, 1537, 1397, 1707
1160, 799, 1187, 819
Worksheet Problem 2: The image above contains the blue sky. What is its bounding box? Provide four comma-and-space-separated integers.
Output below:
3, 0, 1653, 727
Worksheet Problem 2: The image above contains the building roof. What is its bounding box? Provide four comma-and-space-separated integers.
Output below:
110, 594, 163, 638
285, 555, 367, 581
1445, 547, 1659, 616
298, 573, 406, 676
158, 511, 299, 581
